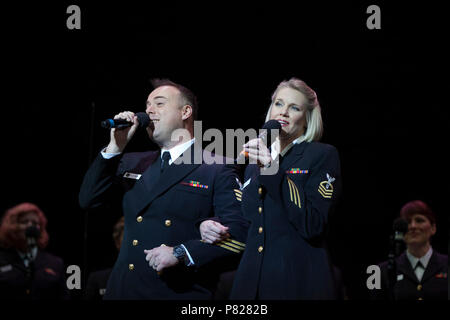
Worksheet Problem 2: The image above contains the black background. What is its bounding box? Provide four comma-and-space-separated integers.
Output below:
1, 1, 447, 301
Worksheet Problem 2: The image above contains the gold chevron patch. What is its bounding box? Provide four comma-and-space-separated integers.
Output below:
234, 189, 242, 202
318, 181, 333, 198
216, 238, 246, 253
287, 178, 301, 208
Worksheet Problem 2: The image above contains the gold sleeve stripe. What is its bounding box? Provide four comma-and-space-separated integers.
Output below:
217, 243, 241, 253
293, 181, 301, 208
234, 189, 242, 195
214, 239, 246, 252
290, 180, 298, 206
217, 241, 244, 251
214, 238, 246, 252
287, 178, 297, 206
287, 178, 301, 208
287, 178, 294, 203
228, 239, 246, 248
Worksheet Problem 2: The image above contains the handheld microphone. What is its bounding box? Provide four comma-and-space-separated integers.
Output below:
386, 217, 408, 300
236, 120, 281, 164
392, 217, 408, 241
392, 217, 408, 257
101, 112, 150, 129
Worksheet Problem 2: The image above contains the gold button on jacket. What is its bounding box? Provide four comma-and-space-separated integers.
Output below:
136, 216, 143, 223
165, 220, 172, 227
128, 264, 134, 270
258, 246, 263, 252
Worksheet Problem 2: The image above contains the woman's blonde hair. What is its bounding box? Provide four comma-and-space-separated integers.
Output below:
265, 78, 323, 142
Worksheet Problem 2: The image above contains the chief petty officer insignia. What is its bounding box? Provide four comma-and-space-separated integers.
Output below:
318, 173, 335, 199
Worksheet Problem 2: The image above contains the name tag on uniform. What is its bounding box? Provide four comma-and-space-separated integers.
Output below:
123, 172, 142, 180
0, 264, 13, 273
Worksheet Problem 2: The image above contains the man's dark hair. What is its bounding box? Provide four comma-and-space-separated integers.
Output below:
150, 78, 199, 120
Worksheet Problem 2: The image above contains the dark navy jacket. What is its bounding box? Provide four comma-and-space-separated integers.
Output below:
373, 251, 448, 300
230, 141, 342, 300
85, 268, 112, 300
0, 247, 69, 300
79, 145, 249, 299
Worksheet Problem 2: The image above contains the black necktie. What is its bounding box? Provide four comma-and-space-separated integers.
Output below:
415, 261, 424, 270
161, 151, 171, 172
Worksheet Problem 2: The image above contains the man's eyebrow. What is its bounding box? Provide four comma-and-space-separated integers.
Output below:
147, 96, 167, 105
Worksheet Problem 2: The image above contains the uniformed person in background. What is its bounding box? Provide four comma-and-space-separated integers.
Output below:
373, 200, 448, 300
0, 202, 69, 299
85, 216, 124, 300
200, 78, 342, 299
79, 79, 249, 299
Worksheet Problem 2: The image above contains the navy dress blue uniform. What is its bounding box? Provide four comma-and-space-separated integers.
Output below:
79, 144, 249, 299
373, 251, 448, 300
230, 141, 342, 300
85, 268, 112, 300
0, 247, 69, 300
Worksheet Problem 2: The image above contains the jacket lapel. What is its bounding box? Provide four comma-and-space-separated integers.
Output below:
396, 252, 419, 283
420, 251, 442, 283
128, 145, 200, 217
280, 141, 309, 172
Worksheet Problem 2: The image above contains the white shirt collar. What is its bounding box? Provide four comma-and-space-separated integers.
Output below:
17, 247, 38, 267
271, 135, 304, 160
406, 246, 433, 269
161, 138, 195, 165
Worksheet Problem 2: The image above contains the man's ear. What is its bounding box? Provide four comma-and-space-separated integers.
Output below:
181, 105, 193, 121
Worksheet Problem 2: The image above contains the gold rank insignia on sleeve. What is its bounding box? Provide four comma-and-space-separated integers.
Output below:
287, 177, 301, 208
318, 173, 335, 199
216, 239, 246, 253
234, 189, 242, 201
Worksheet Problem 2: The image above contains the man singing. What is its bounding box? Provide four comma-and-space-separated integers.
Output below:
79, 79, 248, 299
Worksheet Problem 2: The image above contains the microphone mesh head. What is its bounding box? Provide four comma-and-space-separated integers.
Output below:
25, 226, 41, 238
393, 218, 408, 233
136, 112, 150, 129
262, 119, 282, 131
